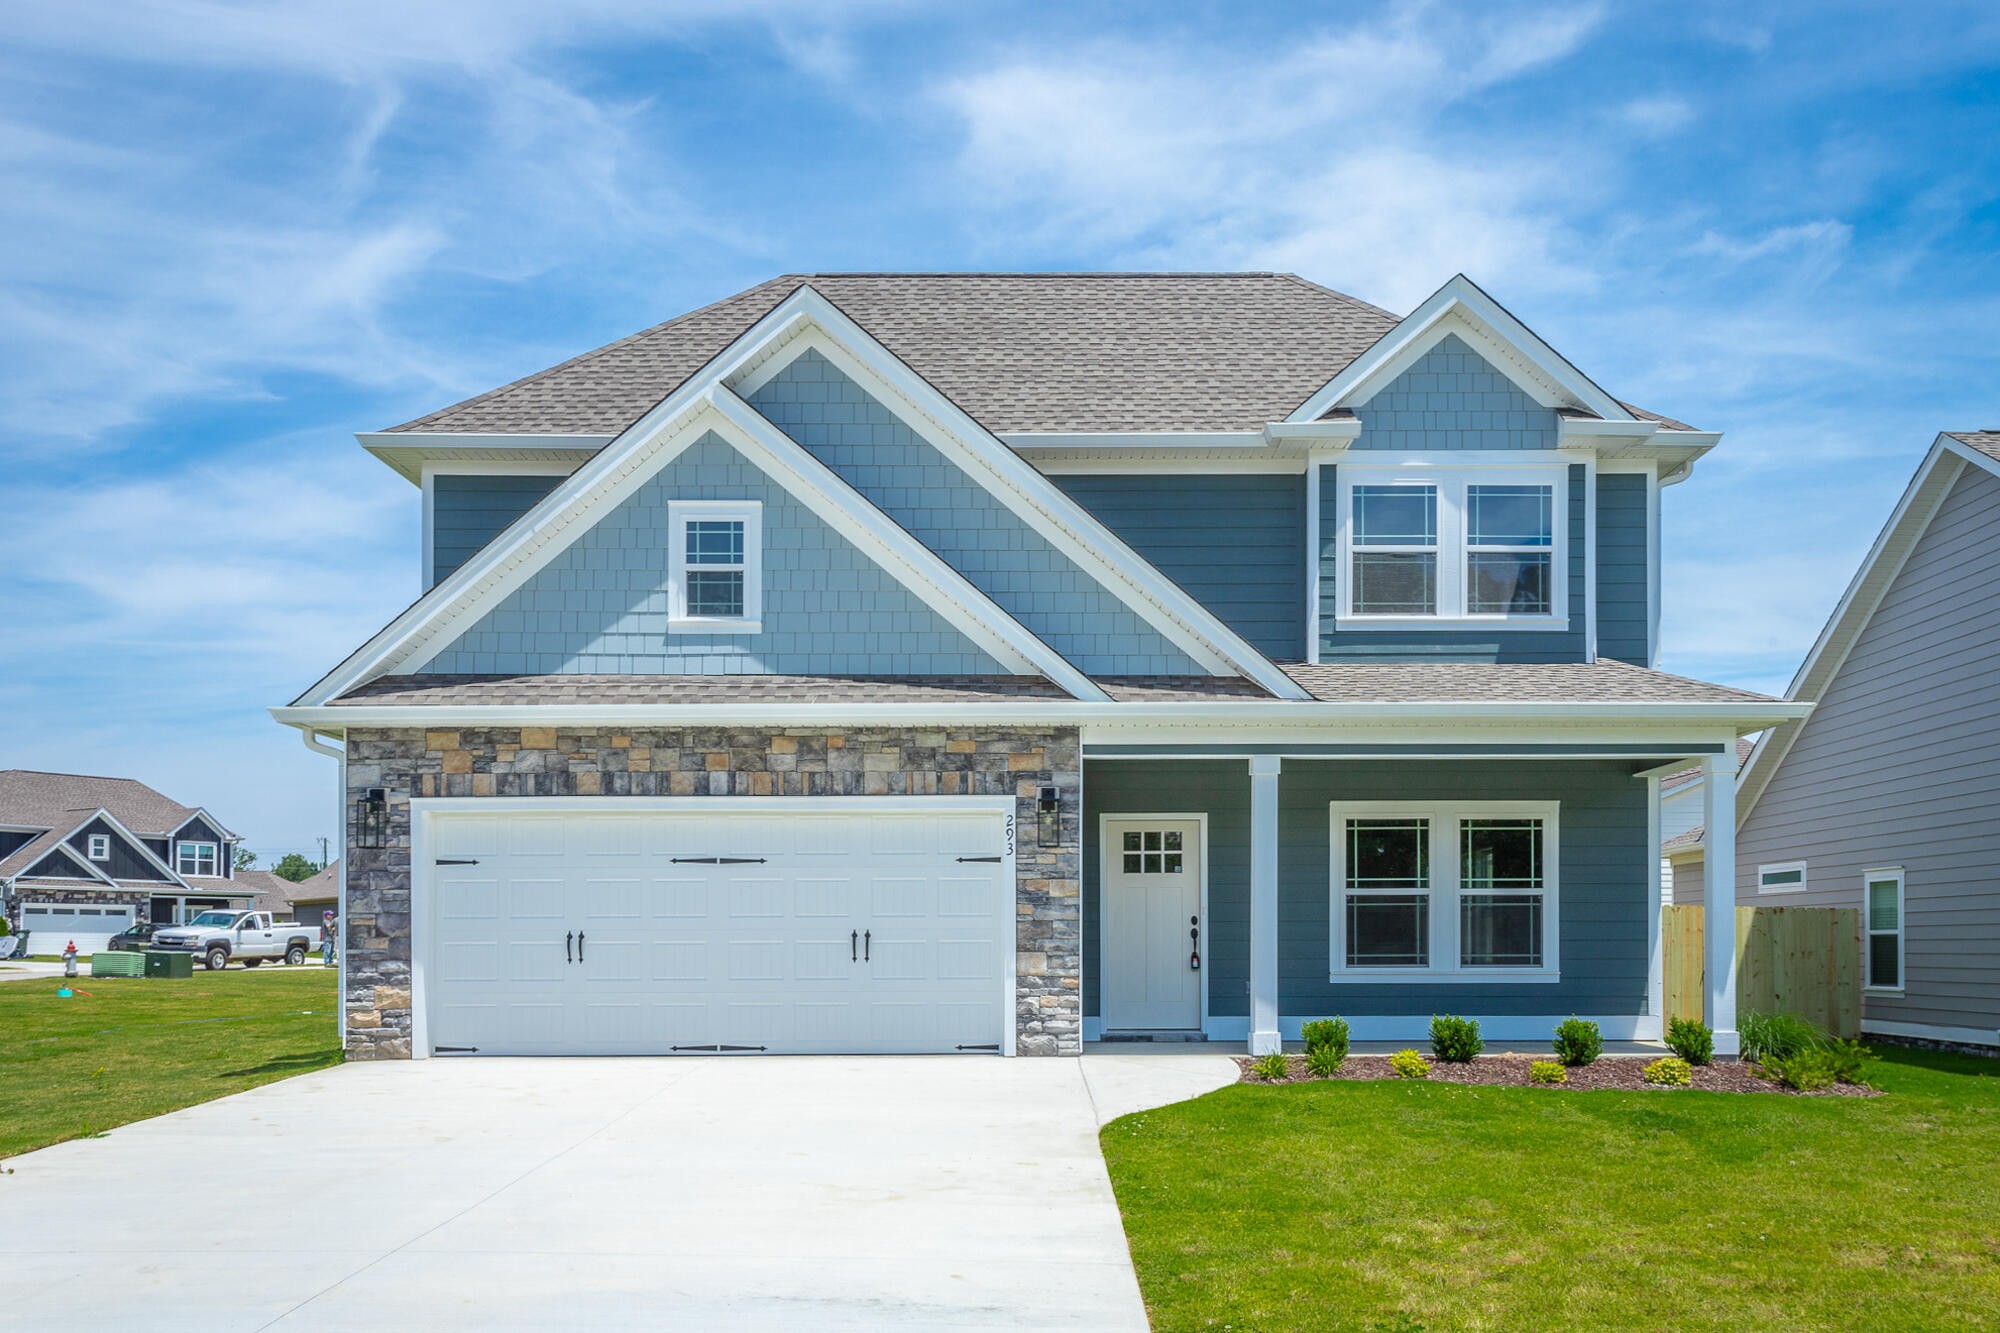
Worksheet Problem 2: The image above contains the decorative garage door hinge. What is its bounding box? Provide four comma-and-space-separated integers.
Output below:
670, 856, 768, 864
955, 1044, 1001, 1052
435, 858, 479, 866
434, 1046, 479, 1054
669, 1044, 769, 1052
955, 855, 1002, 863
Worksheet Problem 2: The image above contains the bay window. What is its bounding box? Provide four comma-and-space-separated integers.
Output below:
1336, 466, 1566, 626
1331, 802, 1559, 979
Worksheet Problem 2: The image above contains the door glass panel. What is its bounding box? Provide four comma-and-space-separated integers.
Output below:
1164, 831, 1182, 851
1122, 854, 1142, 873
1123, 832, 1141, 852
1144, 831, 1161, 850
1163, 854, 1183, 874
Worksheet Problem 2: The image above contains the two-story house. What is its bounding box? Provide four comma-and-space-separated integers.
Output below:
0, 769, 267, 950
275, 273, 1805, 1061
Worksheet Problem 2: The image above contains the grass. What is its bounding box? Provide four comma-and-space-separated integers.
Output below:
0, 968, 341, 1160
1102, 1047, 2000, 1331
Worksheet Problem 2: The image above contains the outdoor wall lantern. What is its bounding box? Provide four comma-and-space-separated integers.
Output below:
1037, 784, 1061, 847
353, 787, 389, 850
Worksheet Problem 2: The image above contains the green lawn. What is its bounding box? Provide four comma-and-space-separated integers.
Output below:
1102, 1048, 2000, 1331
0, 968, 342, 1160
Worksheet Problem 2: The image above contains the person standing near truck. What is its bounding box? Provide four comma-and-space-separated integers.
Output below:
321, 908, 337, 967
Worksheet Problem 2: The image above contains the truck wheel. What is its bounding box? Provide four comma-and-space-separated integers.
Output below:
242, 958, 263, 968
285, 945, 306, 966
205, 947, 229, 971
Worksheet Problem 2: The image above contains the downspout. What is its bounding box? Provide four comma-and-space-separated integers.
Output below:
299, 727, 347, 1056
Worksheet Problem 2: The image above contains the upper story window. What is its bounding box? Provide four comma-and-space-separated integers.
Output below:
668, 500, 762, 634
1337, 466, 1565, 629
86, 833, 110, 862
176, 840, 218, 877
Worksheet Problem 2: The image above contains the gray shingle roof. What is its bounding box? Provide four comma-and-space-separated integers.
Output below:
1662, 826, 1706, 854
1278, 660, 1777, 704
389, 273, 1407, 436
1945, 430, 2000, 464
0, 770, 196, 838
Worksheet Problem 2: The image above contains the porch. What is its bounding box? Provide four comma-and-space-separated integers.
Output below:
1079, 743, 1749, 1056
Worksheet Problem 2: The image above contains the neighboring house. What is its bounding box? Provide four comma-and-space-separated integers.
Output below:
1657, 736, 1756, 903
266, 860, 340, 927
1721, 432, 2000, 1051
0, 770, 259, 951
273, 272, 1804, 1061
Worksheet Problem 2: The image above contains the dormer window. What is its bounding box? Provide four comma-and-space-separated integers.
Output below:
1336, 466, 1566, 628
668, 500, 762, 634
176, 840, 218, 877
87, 833, 110, 862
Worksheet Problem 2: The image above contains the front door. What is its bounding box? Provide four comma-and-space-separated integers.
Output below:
1103, 819, 1202, 1032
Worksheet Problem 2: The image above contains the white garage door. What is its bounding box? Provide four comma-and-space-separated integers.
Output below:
422, 806, 1012, 1056
22, 903, 135, 955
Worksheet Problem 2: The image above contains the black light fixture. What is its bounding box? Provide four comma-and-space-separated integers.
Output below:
1037, 784, 1061, 847
354, 787, 389, 850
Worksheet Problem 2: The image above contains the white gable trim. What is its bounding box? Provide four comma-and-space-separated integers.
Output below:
167, 806, 239, 844
724, 301, 1308, 698
301, 389, 1107, 704
1289, 275, 1631, 425
1736, 436, 1993, 823
23, 808, 190, 889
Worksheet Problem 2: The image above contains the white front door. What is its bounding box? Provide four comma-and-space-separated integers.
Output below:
1103, 819, 1202, 1032
423, 806, 1011, 1056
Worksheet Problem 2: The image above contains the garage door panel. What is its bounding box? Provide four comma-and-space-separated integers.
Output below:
426, 808, 1008, 1056
436, 817, 502, 859
22, 905, 136, 955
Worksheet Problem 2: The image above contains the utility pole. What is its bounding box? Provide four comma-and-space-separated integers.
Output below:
318, 836, 329, 868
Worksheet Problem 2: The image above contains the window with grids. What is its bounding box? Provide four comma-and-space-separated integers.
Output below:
1119, 829, 1186, 875
176, 841, 217, 877
1338, 468, 1564, 623
86, 833, 110, 861
1865, 870, 1903, 990
668, 502, 761, 631
1333, 804, 1557, 977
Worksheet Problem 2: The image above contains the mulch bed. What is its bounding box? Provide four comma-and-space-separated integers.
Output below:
1235, 1053, 1880, 1096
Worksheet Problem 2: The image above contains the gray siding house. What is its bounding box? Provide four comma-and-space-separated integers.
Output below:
275, 273, 1803, 1061
1725, 433, 2000, 1050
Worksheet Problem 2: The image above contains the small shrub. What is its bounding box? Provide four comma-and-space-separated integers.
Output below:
1429, 1014, 1483, 1063
1305, 1045, 1345, 1078
1643, 1056, 1692, 1086
1251, 1052, 1291, 1081
1740, 1010, 1828, 1064
1388, 1048, 1431, 1079
1826, 1038, 1876, 1086
1665, 1016, 1714, 1066
1552, 1017, 1603, 1067
1768, 1049, 1838, 1091
1301, 1017, 1350, 1062
1529, 1059, 1567, 1085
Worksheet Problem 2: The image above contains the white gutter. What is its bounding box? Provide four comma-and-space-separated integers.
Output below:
298, 728, 347, 1055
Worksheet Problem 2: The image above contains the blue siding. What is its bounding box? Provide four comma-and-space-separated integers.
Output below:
1281, 761, 1652, 1017
1052, 474, 1306, 660
1351, 334, 1558, 450
1595, 472, 1651, 664
432, 474, 564, 586
749, 350, 1202, 675
1084, 759, 1654, 1021
419, 432, 1005, 676
1317, 463, 1589, 662
64, 816, 174, 883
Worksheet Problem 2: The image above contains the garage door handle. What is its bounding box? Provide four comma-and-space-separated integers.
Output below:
864, 929, 870, 962
577, 931, 585, 961
851, 929, 858, 962
436, 858, 479, 866
956, 855, 1002, 863
566, 931, 572, 963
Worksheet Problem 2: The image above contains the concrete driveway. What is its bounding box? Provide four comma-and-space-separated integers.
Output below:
6, 1053, 1233, 1330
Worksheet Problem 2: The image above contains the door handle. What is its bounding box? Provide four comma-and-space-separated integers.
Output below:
851, 929, 858, 962
1190, 915, 1201, 971
577, 931, 585, 962
566, 930, 573, 963
864, 929, 871, 962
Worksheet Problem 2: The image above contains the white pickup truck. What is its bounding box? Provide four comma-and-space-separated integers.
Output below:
151, 911, 322, 972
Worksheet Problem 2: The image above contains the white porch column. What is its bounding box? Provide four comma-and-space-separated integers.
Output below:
1248, 756, 1282, 1055
1701, 746, 1740, 1056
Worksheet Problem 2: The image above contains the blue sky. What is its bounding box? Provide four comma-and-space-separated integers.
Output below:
5, 1, 1998, 859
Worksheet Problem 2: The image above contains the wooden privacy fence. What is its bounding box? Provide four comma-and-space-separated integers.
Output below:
1662, 905, 1862, 1038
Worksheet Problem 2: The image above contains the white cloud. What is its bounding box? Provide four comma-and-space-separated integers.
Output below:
1618, 94, 1696, 136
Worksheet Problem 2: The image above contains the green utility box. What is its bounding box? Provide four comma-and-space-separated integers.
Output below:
144, 950, 195, 979
91, 951, 145, 978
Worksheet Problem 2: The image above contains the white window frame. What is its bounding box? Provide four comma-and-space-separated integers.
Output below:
1863, 867, 1905, 995
86, 833, 110, 862
667, 500, 763, 634
176, 840, 218, 877
1329, 800, 1561, 982
1334, 462, 1568, 630
1757, 860, 1808, 895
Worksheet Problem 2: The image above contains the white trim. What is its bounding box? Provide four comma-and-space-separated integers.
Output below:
1328, 800, 1561, 981
1862, 866, 1905, 994
360, 433, 612, 486
1289, 275, 1631, 425
1305, 458, 1323, 662
166, 807, 241, 843
1583, 453, 1598, 661
1645, 465, 1661, 666
1755, 860, 1808, 895
1247, 757, 1282, 1055
86, 834, 110, 862
406, 795, 1019, 1060
1198, 1012, 1658, 1043
1646, 772, 1665, 1022
175, 840, 220, 878
1861, 1017, 1999, 1048
1097, 813, 1209, 1033
1702, 748, 1739, 1055
1027, 457, 1308, 475
667, 499, 763, 634
1002, 431, 1266, 450
1332, 462, 1569, 628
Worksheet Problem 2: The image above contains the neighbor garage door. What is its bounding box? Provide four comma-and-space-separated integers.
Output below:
22, 903, 134, 955
422, 806, 1012, 1056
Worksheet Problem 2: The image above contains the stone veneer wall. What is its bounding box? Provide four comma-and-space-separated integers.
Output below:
342, 725, 1081, 1059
